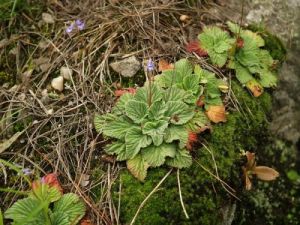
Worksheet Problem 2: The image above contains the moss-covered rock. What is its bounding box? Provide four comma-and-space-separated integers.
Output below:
113, 81, 275, 225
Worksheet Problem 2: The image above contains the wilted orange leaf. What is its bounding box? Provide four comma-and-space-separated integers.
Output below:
246, 80, 263, 97
205, 105, 227, 123
186, 41, 208, 57
158, 59, 174, 72
115, 87, 136, 97
253, 166, 279, 181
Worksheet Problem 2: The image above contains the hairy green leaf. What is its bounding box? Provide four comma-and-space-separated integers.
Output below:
166, 149, 192, 168
148, 101, 167, 120
4, 197, 46, 225
165, 101, 195, 125
50, 211, 69, 225
127, 154, 149, 181
102, 116, 133, 140
125, 100, 148, 124
125, 127, 152, 159
134, 83, 162, 104
164, 125, 188, 149
199, 26, 233, 67
185, 111, 210, 132
53, 193, 85, 225
141, 144, 176, 167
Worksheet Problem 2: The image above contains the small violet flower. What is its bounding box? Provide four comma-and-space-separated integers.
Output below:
75, 19, 85, 30
147, 59, 155, 71
66, 23, 75, 33
22, 168, 33, 176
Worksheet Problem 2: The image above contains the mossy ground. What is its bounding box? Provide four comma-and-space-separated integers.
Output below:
110, 81, 292, 225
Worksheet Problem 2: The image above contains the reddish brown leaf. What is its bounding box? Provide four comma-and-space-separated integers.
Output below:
80, 219, 93, 225
186, 132, 198, 150
186, 41, 208, 57
42, 173, 63, 193
158, 59, 174, 72
196, 95, 205, 107
115, 87, 136, 97
253, 166, 279, 181
205, 105, 227, 123
236, 37, 244, 48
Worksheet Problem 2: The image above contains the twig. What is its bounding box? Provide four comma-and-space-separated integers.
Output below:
177, 169, 189, 219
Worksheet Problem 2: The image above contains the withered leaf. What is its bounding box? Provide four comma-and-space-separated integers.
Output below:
158, 59, 174, 72
253, 166, 279, 181
246, 80, 263, 97
205, 105, 227, 123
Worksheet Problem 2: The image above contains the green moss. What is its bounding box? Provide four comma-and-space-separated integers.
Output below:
112, 81, 273, 225
0, 71, 14, 85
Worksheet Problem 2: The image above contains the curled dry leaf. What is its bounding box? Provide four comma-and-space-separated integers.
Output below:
243, 167, 252, 191
246, 80, 263, 97
205, 105, 227, 123
186, 41, 208, 57
158, 59, 174, 72
253, 166, 279, 181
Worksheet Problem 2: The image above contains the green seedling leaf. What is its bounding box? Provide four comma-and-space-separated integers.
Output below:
127, 154, 149, 181
141, 144, 176, 167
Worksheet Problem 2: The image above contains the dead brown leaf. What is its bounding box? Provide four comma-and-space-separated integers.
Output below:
205, 105, 227, 123
246, 80, 263, 97
253, 166, 279, 181
158, 59, 174, 72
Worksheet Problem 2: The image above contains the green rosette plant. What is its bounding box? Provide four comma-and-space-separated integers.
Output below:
94, 59, 232, 181
4, 178, 86, 225
198, 26, 235, 67
226, 21, 277, 96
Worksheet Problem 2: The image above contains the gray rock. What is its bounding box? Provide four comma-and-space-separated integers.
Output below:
110, 56, 141, 77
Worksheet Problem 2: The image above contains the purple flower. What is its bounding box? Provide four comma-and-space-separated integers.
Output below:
22, 168, 33, 176
147, 59, 155, 71
75, 19, 85, 30
66, 23, 75, 33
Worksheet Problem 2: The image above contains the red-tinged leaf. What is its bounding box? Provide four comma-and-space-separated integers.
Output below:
236, 37, 244, 48
196, 95, 205, 107
158, 59, 174, 72
115, 88, 136, 97
205, 105, 227, 123
186, 132, 198, 150
186, 41, 208, 57
253, 166, 279, 181
41, 173, 63, 193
